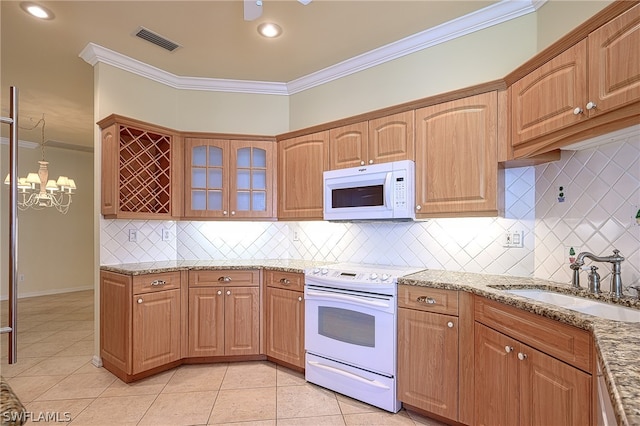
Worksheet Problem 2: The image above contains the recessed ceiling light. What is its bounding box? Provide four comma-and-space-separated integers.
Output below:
257, 23, 282, 38
20, 2, 54, 20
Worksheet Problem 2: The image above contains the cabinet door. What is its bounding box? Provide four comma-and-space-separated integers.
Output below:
184, 138, 230, 218
588, 3, 640, 116
278, 131, 329, 219
100, 271, 132, 374
415, 91, 498, 216
224, 286, 260, 356
474, 323, 519, 426
511, 41, 588, 146
368, 111, 415, 164
229, 140, 276, 219
519, 343, 592, 426
132, 289, 181, 374
188, 287, 225, 357
265, 287, 304, 368
329, 122, 368, 169
398, 308, 458, 420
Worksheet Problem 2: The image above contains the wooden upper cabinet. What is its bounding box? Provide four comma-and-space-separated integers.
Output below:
511, 41, 589, 147
328, 112, 415, 170
588, 3, 640, 115
368, 111, 415, 164
415, 91, 499, 217
329, 122, 369, 169
278, 131, 329, 220
184, 138, 276, 219
99, 115, 182, 219
511, 3, 639, 156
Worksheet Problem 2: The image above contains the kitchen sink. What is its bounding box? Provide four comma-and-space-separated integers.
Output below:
504, 289, 640, 323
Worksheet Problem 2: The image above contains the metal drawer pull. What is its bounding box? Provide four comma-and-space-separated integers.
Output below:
280, 278, 291, 285
151, 279, 166, 286
416, 296, 436, 304
518, 352, 528, 361
505, 346, 513, 353
218, 276, 232, 282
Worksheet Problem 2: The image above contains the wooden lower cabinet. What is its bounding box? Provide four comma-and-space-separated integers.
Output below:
474, 321, 592, 426
100, 270, 184, 382
397, 308, 458, 419
188, 286, 260, 357
264, 271, 305, 369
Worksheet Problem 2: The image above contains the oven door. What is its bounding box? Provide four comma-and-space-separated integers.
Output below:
304, 285, 396, 375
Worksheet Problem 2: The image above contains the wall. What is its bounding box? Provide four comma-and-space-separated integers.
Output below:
0, 143, 94, 298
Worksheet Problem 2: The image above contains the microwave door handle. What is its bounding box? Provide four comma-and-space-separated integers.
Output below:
385, 172, 392, 207
307, 360, 391, 390
305, 290, 390, 309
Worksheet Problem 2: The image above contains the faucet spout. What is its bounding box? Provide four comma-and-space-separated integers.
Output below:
570, 250, 625, 297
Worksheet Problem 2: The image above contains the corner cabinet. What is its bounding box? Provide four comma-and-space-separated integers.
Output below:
415, 91, 500, 217
98, 115, 183, 219
100, 270, 186, 382
188, 269, 261, 357
264, 271, 305, 370
183, 138, 276, 219
397, 286, 474, 425
328, 111, 415, 170
510, 3, 640, 157
277, 131, 329, 220
474, 296, 593, 426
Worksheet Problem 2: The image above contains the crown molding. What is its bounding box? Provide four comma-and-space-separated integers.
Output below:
80, 0, 544, 96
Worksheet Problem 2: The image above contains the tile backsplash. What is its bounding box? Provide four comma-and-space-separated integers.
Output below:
101, 126, 639, 292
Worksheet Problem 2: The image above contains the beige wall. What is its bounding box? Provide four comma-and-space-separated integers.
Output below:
536, 0, 613, 51
0, 143, 94, 298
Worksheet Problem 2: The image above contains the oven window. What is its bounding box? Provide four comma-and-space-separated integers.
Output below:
317, 307, 375, 347
331, 185, 384, 208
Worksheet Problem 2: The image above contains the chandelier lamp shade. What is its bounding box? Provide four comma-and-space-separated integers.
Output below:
3, 115, 77, 214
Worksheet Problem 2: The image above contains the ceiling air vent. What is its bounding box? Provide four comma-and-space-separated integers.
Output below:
134, 26, 180, 52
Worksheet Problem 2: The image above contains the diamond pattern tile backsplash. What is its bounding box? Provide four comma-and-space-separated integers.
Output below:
100, 126, 639, 293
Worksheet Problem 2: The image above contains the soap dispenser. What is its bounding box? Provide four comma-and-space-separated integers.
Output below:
587, 266, 601, 294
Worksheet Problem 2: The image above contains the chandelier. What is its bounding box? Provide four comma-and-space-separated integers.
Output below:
4, 115, 77, 214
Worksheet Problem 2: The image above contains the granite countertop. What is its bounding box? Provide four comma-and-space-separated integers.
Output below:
399, 269, 640, 426
100, 261, 640, 424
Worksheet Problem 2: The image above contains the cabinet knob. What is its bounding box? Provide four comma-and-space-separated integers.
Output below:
223, 210, 228, 215
280, 278, 291, 285
298, 296, 302, 302
218, 276, 232, 282
137, 298, 143, 304
586, 101, 597, 110
226, 290, 231, 296
518, 352, 528, 361
217, 290, 222, 295
573, 107, 584, 115
360, 160, 365, 166
368, 160, 373, 164
505, 346, 513, 353
416, 205, 421, 211
447, 321, 454, 328
231, 211, 236, 216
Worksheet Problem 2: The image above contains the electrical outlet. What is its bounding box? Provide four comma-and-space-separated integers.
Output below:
129, 229, 138, 242
503, 231, 524, 248
293, 231, 300, 241
162, 229, 171, 241
19, 274, 25, 282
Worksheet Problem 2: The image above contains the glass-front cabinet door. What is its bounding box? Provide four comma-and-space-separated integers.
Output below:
184, 138, 275, 219
184, 138, 229, 218
230, 140, 275, 219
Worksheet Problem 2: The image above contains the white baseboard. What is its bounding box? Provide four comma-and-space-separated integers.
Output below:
0, 285, 94, 301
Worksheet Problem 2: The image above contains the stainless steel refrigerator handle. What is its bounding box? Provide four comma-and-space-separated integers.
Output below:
0, 86, 19, 364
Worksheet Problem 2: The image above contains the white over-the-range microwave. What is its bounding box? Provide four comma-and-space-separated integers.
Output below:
323, 159, 415, 221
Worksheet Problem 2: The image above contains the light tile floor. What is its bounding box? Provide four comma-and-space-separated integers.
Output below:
1, 290, 447, 426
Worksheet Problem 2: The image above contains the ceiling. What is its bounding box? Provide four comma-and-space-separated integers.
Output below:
2, 0, 512, 149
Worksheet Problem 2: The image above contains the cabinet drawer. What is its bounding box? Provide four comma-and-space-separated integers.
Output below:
264, 270, 304, 291
474, 296, 592, 372
132, 272, 181, 295
189, 269, 260, 287
398, 285, 458, 315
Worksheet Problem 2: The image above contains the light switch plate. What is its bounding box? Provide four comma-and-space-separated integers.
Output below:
503, 230, 524, 248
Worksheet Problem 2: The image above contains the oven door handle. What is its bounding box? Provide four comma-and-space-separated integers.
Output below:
307, 360, 391, 390
305, 289, 391, 308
